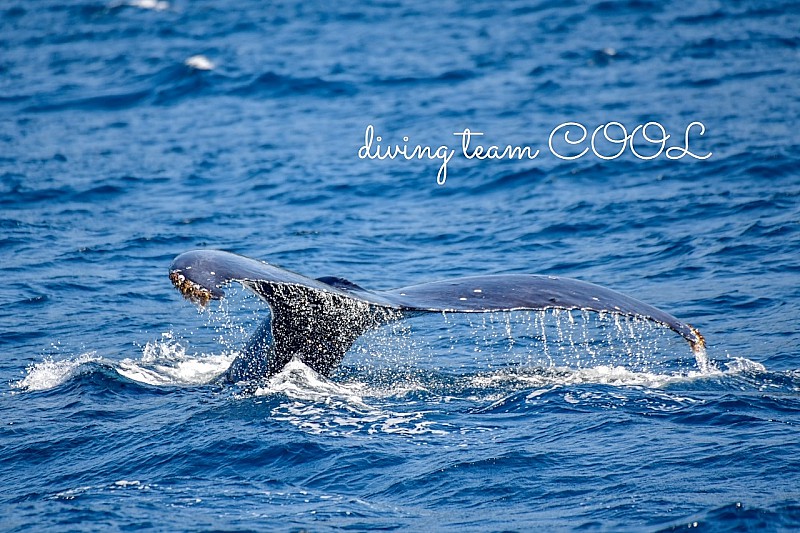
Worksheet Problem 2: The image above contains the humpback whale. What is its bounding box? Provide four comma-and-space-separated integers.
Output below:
168, 250, 705, 382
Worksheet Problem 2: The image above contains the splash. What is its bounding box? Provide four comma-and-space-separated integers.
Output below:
12, 333, 234, 391
115, 287, 264, 386
255, 357, 368, 405
13, 352, 101, 392
237, 352, 788, 438
7, 304, 731, 399
117, 333, 234, 386
350, 308, 710, 379
469, 364, 691, 393
692, 343, 714, 374
256, 359, 450, 437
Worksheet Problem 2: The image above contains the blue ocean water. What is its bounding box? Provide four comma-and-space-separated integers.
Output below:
2, 0, 800, 530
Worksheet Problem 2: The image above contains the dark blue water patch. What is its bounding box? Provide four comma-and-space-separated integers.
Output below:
370, 69, 476, 87
0, 329, 51, 347
676, 1, 799, 25
677, 36, 758, 59
0, 183, 74, 206
744, 152, 800, 181
477, 166, 549, 193
21, 63, 212, 112
371, 448, 565, 509
659, 395, 798, 429
228, 71, 358, 99
25, 88, 153, 113
532, 78, 562, 95
657, 501, 800, 532
741, 220, 800, 239
591, 0, 662, 15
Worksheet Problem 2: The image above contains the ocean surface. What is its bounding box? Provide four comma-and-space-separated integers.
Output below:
2, 0, 799, 531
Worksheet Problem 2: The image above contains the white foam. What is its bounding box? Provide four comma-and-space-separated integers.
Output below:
724, 356, 766, 374
469, 364, 682, 391
113, 480, 141, 488
258, 359, 449, 437
13, 352, 100, 392
127, 0, 169, 11
254, 358, 367, 406
52, 480, 153, 501
184, 55, 215, 71
13, 333, 235, 391
116, 334, 234, 386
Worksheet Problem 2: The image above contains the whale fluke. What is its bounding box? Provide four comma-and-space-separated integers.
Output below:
168, 250, 705, 382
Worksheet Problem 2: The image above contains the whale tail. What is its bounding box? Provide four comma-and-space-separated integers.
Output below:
169, 250, 705, 382
169, 250, 404, 382
223, 281, 401, 381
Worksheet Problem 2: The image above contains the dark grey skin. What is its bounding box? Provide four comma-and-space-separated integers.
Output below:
169, 250, 705, 383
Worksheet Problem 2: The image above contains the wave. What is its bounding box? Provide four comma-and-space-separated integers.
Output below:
13, 333, 234, 392
8, 323, 800, 446
370, 69, 475, 87
656, 501, 800, 532
115, 334, 235, 386
21, 62, 356, 113
229, 71, 356, 98
13, 352, 103, 392
13, 330, 795, 396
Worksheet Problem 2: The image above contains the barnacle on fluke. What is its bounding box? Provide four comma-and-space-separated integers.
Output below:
169, 271, 213, 307
689, 326, 706, 352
